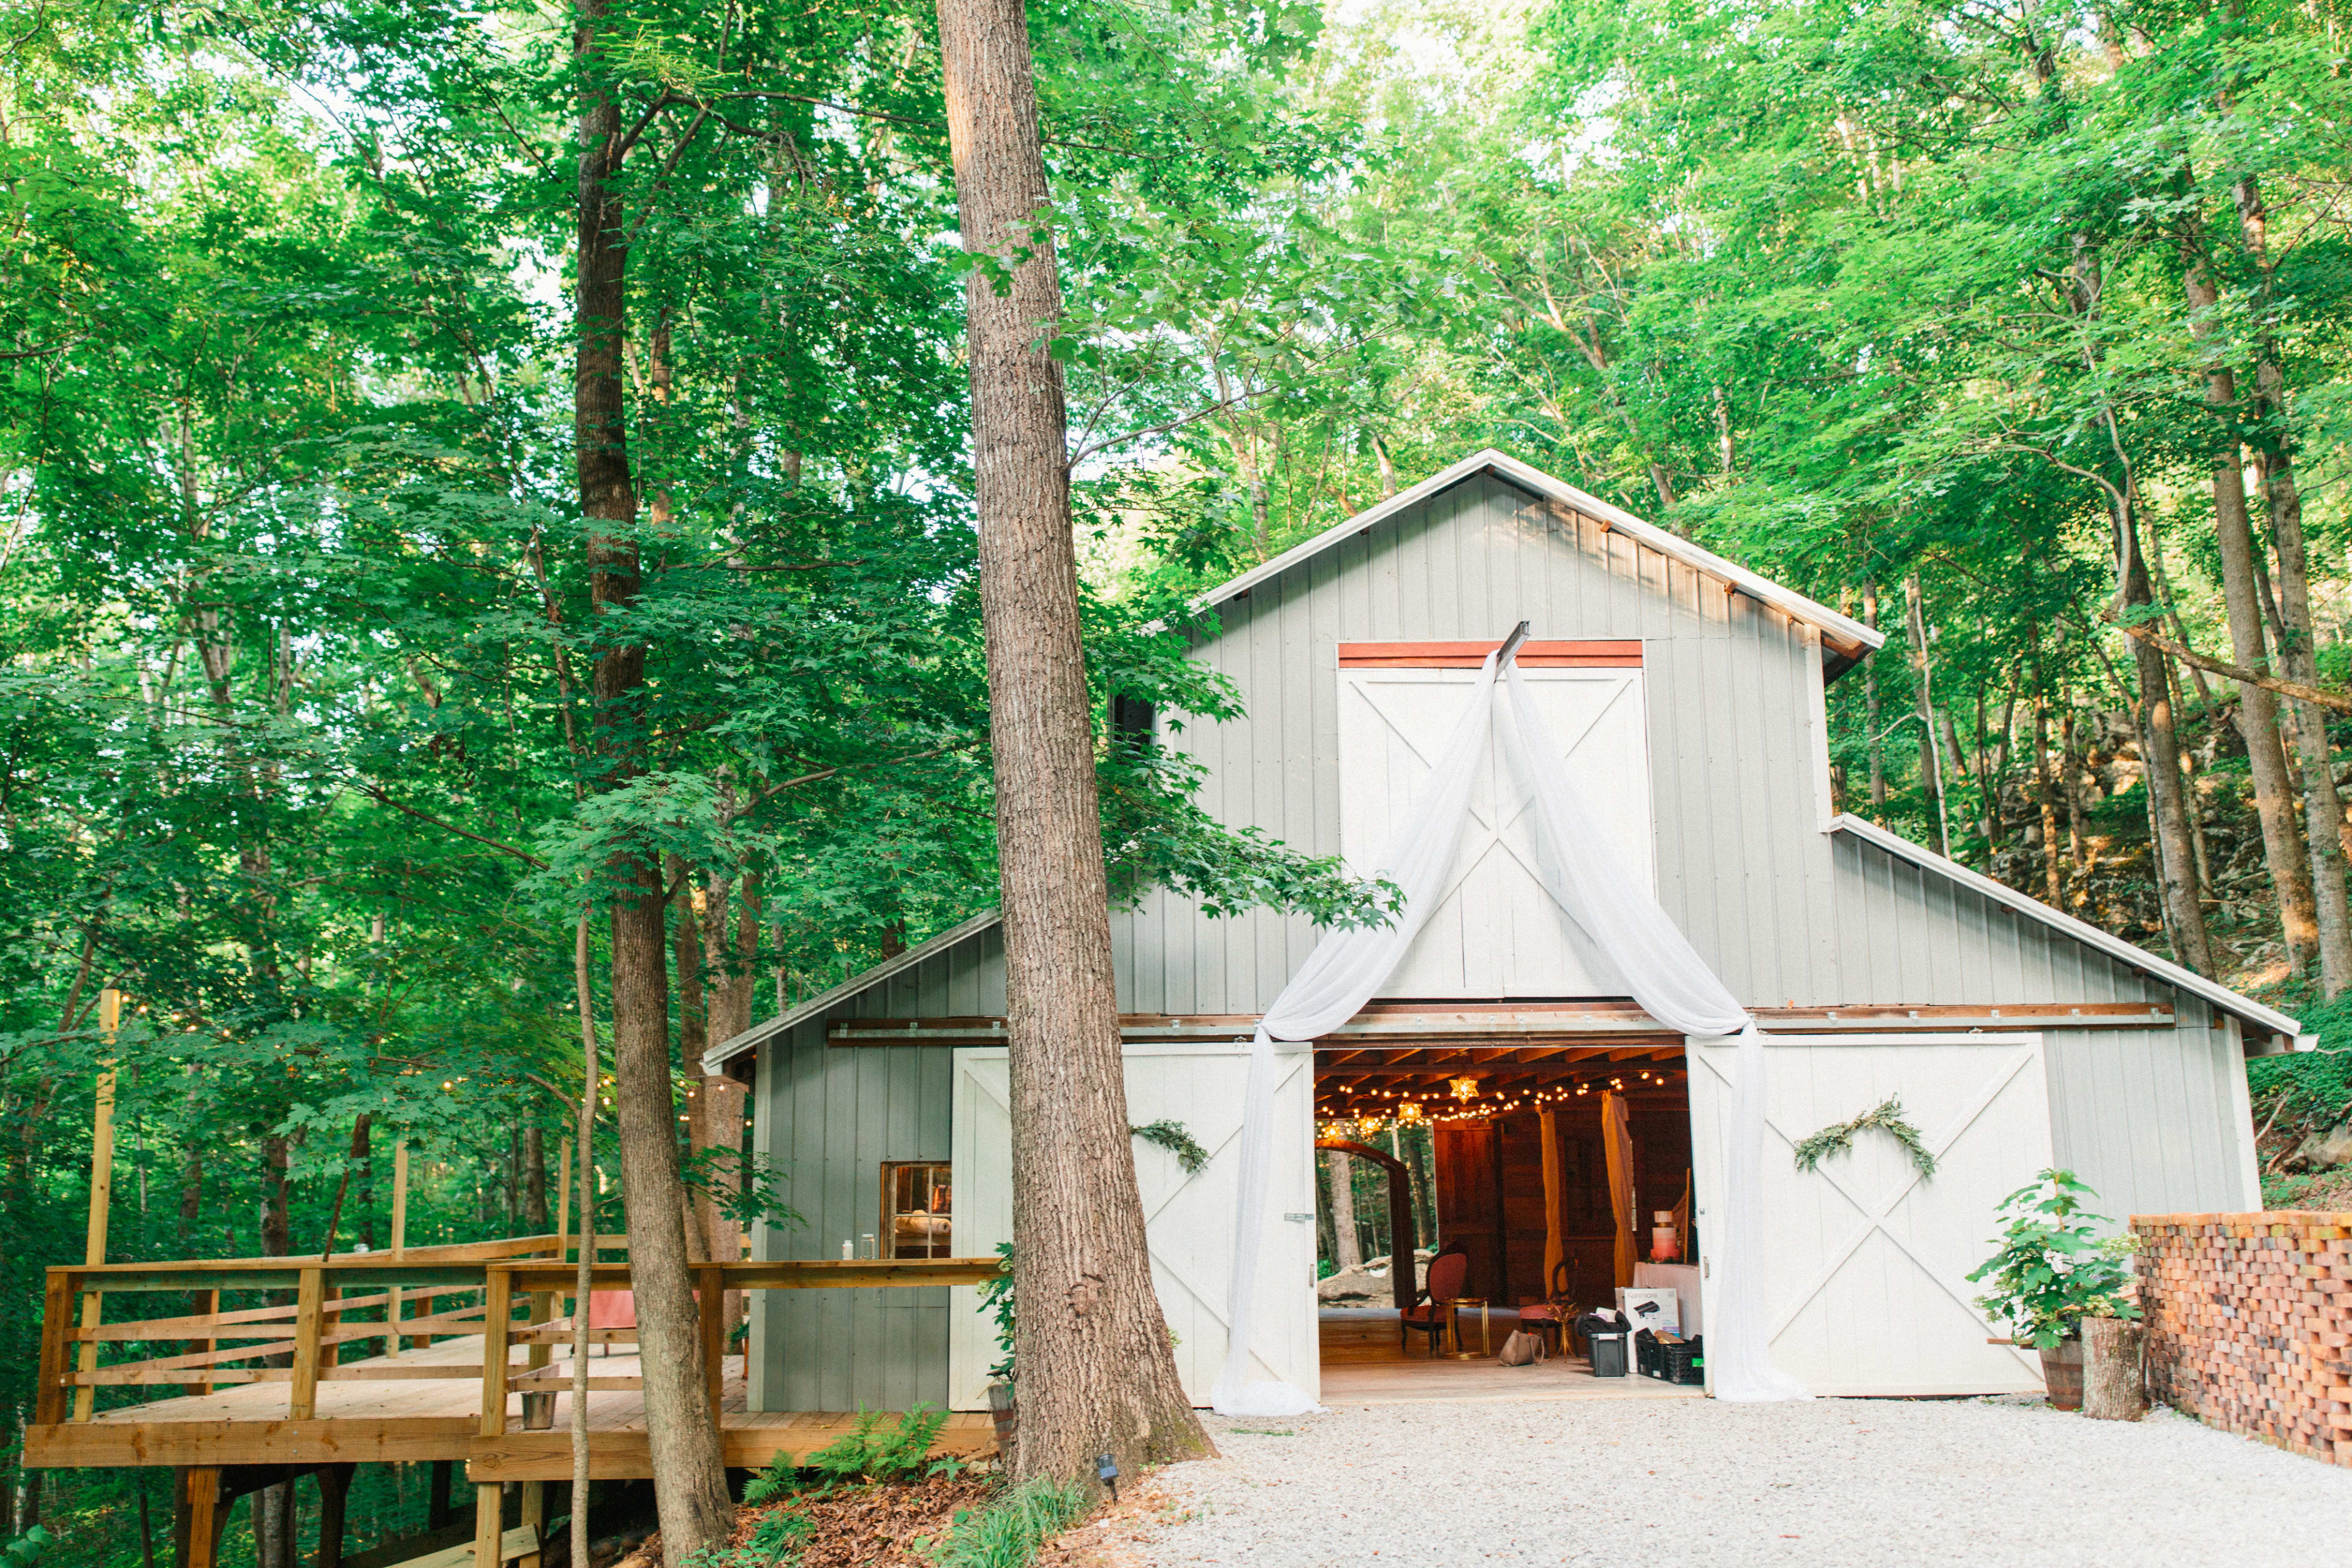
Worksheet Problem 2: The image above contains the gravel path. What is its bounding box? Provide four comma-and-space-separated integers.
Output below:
1138, 1396, 2352, 1566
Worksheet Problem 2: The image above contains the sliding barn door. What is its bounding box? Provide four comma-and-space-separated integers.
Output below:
1338, 657, 1653, 997
947, 1042, 1318, 1409
1686, 1032, 2052, 1396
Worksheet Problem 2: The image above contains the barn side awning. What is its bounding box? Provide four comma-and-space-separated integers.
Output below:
1832, 813, 2307, 1049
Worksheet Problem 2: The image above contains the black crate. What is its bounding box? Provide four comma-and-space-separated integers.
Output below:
1635, 1330, 1705, 1386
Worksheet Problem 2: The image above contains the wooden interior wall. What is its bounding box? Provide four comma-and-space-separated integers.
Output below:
1436, 1090, 1694, 1311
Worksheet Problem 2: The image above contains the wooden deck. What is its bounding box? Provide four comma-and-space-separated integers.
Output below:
27, 1334, 995, 1478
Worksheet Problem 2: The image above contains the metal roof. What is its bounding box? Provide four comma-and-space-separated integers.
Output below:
1192, 448, 1886, 662
1832, 814, 2305, 1043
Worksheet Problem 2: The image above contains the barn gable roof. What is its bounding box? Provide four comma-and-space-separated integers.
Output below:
1192, 448, 1887, 671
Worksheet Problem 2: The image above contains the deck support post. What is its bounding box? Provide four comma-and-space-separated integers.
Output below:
173, 1467, 222, 1568
472, 1482, 504, 1568
518, 1482, 545, 1568
313, 1465, 353, 1568
697, 1265, 724, 1422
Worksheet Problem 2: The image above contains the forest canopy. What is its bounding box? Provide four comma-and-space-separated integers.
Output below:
7, 0, 2352, 1555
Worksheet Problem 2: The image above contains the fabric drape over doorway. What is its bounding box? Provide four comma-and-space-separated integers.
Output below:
1210, 635, 1809, 1415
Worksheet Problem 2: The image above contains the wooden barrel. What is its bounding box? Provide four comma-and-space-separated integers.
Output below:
2040, 1339, 2085, 1411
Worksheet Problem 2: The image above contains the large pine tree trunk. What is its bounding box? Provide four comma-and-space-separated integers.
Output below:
933, 0, 1208, 1486
2183, 263, 2320, 974
574, 1, 732, 1548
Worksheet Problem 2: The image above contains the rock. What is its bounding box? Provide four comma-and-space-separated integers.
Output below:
2301, 1120, 2352, 1170
1317, 1249, 1434, 1304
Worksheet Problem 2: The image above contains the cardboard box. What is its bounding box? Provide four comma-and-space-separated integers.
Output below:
1615, 1286, 1680, 1335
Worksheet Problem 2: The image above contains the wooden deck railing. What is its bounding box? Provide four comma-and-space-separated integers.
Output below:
32, 1234, 616, 1425
34, 1242, 1006, 1433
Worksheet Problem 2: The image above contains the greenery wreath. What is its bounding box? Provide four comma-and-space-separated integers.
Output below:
1129, 1118, 1208, 1174
1792, 1095, 1937, 1180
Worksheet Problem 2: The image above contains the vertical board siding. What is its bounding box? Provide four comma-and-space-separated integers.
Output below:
748, 927, 1001, 1411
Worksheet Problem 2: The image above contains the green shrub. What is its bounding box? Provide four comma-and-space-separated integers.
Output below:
1966, 1169, 2139, 1349
929, 1479, 1090, 1568
741, 1404, 952, 1502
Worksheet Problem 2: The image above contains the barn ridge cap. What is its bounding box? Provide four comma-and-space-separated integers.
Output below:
1189, 448, 1887, 670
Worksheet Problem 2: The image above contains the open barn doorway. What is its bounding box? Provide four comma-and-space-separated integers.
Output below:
1311, 1032, 1704, 1403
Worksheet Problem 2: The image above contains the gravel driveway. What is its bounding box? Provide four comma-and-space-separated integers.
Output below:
1137, 1396, 2352, 1566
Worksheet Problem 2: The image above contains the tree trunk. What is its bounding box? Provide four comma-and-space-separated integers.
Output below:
2081, 1315, 2147, 1422
575, 0, 732, 1545
523, 1128, 547, 1234
1904, 574, 1948, 853
1404, 1125, 1436, 1248
2183, 262, 2320, 974
2122, 533, 2215, 973
1863, 582, 1886, 809
1325, 1150, 1361, 1270
935, 0, 1208, 1487
2033, 691, 2064, 904
2234, 176, 2352, 994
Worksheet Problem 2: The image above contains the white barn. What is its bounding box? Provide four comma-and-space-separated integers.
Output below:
706, 448, 2297, 1406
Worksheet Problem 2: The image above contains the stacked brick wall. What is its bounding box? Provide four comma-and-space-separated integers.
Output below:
2131, 1211, 2352, 1468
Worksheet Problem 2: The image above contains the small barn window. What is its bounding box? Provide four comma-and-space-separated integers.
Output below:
880, 1161, 952, 1258
1111, 694, 1156, 757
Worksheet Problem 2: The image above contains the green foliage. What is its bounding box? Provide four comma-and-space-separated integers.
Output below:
1129, 1119, 1208, 1174
742, 1405, 951, 1503
6, 1528, 55, 1568
1792, 1097, 1937, 1180
980, 1244, 1017, 1385
2247, 992, 2352, 1139
928, 1479, 1091, 1568
1967, 1170, 2141, 1351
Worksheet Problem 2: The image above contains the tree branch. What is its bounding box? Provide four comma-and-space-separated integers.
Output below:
2103, 614, 2352, 714
358, 786, 551, 867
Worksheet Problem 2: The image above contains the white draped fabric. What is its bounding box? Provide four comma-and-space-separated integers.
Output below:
1208, 644, 1807, 1415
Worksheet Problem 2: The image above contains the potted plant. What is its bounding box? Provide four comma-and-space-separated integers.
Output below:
1966, 1169, 2139, 1411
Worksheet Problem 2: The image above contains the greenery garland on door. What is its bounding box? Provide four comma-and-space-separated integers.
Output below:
1792, 1096, 1937, 1179
1130, 1118, 1208, 1174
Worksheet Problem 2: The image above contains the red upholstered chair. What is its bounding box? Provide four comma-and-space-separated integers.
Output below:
1399, 1248, 1470, 1356
1515, 1260, 1577, 1357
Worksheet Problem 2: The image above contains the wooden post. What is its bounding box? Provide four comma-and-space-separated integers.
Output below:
556, 1136, 573, 1262
74, 987, 121, 1422
36, 1268, 75, 1425
313, 1465, 353, 1568
288, 1268, 326, 1420
698, 1264, 725, 1422
519, 1481, 546, 1568
388, 1142, 409, 1357
481, 1265, 514, 1438
472, 1483, 505, 1568
174, 1467, 222, 1568
186, 1289, 221, 1398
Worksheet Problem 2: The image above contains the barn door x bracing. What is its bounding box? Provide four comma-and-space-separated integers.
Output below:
946, 1043, 1318, 1410
1338, 654, 1653, 998
1687, 1032, 2051, 1396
